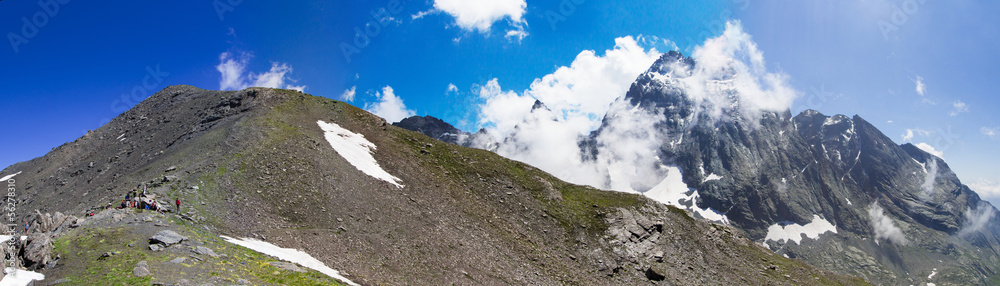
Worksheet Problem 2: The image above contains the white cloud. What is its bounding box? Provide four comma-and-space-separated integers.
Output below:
950, 101, 969, 116
432, 0, 527, 40
505, 28, 529, 42
447, 83, 459, 93
901, 128, 930, 142
477, 35, 660, 141
914, 76, 926, 96
969, 178, 1000, 199
958, 202, 997, 238
340, 86, 356, 102
869, 202, 908, 245
215, 52, 306, 92
915, 142, 944, 159
411, 9, 435, 20
364, 86, 415, 123
982, 126, 999, 139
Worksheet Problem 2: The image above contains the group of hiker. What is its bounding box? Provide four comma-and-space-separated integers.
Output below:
107, 184, 181, 214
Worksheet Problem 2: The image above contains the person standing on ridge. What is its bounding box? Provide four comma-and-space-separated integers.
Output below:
175, 198, 181, 213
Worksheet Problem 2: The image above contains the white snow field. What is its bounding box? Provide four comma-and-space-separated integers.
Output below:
643, 166, 729, 223
317, 120, 403, 188
763, 214, 837, 246
221, 236, 359, 286
0, 172, 21, 182
0, 268, 44, 286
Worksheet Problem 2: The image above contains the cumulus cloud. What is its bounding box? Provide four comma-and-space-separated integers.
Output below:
914, 76, 926, 96
672, 21, 798, 123
915, 142, 944, 159
432, 0, 527, 40
434, 0, 526, 32
340, 86, 356, 102
364, 86, 415, 123
472, 21, 796, 194
216, 52, 305, 92
958, 202, 997, 238
983, 127, 999, 139
869, 202, 908, 245
447, 83, 459, 93
950, 101, 969, 116
969, 178, 1000, 199
901, 128, 930, 142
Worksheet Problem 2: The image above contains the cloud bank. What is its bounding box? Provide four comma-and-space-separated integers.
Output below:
869, 202, 908, 245
365, 86, 415, 123
969, 178, 1000, 199
216, 52, 305, 92
958, 202, 997, 238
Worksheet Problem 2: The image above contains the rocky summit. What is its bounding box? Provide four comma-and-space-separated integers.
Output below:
0, 86, 866, 285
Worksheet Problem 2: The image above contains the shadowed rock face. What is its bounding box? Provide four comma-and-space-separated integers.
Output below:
0, 86, 865, 285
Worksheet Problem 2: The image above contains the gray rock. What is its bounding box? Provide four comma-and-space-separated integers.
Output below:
151, 230, 186, 246
192, 246, 219, 258
133, 261, 150, 277
165, 166, 177, 172
269, 261, 306, 273
169, 257, 187, 264
149, 244, 163, 252
24, 233, 53, 267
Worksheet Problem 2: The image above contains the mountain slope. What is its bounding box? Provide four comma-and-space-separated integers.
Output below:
0, 86, 866, 285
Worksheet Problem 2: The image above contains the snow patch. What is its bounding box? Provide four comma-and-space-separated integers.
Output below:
317, 120, 403, 188
221, 236, 359, 286
702, 173, 722, 182
846, 198, 853, 206
643, 167, 729, 224
0, 268, 45, 286
763, 215, 837, 245
0, 172, 21, 182
928, 268, 937, 279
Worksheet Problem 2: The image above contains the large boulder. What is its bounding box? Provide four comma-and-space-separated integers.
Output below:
150, 230, 186, 246
23, 233, 53, 269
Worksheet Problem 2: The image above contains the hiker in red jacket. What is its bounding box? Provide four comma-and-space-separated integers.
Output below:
175, 198, 181, 212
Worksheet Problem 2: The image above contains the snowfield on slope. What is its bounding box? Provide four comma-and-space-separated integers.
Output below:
763, 215, 837, 246
0, 268, 44, 286
0, 172, 21, 182
221, 236, 359, 286
317, 120, 403, 188
642, 166, 729, 223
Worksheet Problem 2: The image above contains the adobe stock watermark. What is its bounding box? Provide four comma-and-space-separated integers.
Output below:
340, 0, 407, 64
877, 0, 928, 41
82, 65, 169, 135
7, 0, 71, 54
545, 0, 585, 31
5, 176, 20, 268
802, 84, 838, 111
213, 0, 242, 21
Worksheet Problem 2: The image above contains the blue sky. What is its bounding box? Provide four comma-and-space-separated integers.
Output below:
2, 0, 998, 203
